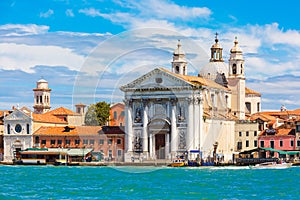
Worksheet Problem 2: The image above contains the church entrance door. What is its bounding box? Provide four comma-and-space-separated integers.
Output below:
155, 134, 165, 159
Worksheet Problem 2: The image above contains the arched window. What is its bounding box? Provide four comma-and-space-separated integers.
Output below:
245, 102, 251, 113
241, 64, 243, 74
40, 96, 43, 103
27, 124, 30, 134
7, 124, 10, 134
232, 64, 237, 74
113, 111, 117, 120
175, 66, 179, 73
36, 96, 39, 104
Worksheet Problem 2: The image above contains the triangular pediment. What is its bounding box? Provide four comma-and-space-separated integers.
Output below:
120, 68, 193, 91
4, 109, 31, 121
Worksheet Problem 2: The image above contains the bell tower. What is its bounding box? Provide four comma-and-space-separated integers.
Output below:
172, 40, 187, 75
210, 32, 224, 62
227, 37, 245, 120
33, 78, 51, 114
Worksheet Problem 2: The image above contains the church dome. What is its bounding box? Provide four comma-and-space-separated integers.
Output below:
36, 78, 49, 89
230, 37, 242, 53
199, 61, 228, 80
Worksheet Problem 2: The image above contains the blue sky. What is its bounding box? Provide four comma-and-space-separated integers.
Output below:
1, 0, 300, 111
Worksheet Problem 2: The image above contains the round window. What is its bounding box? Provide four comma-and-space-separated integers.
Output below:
15, 124, 22, 133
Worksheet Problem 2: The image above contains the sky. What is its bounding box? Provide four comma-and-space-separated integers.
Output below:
1, 0, 300, 111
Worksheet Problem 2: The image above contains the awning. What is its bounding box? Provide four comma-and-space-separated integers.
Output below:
190, 150, 200, 153
260, 147, 300, 155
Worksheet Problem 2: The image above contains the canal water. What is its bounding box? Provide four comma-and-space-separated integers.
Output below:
0, 165, 299, 199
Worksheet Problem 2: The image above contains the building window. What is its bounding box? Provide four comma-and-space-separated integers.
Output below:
15, 124, 22, 133
254, 140, 257, 147
35, 136, 39, 144
245, 102, 251, 113
108, 150, 113, 158
260, 141, 264, 148
117, 139, 122, 145
75, 140, 80, 145
7, 124, 10, 134
232, 64, 237, 74
108, 139, 113, 145
270, 140, 274, 148
297, 140, 300, 147
246, 131, 249, 137
41, 140, 46, 145
237, 142, 242, 150
40, 96, 43, 103
291, 140, 294, 147
50, 140, 56, 145
117, 149, 122, 157
57, 140, 62, 145
254, 131, 257, 137
297, 125, 300, 132
257, 103, 260, 112
99, 139, 104, 145
65, 140, 70, 145
83, 139, 88, 145
280, 140, 283, 147
27, 124, 30, 134
90, 140, 95, 145
113, 111, 117, 120
239, 132, 242, 137
246, 140, 249, 147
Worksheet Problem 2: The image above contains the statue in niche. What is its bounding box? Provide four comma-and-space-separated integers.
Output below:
177, 103, 185, 121
178, 131, 186, 149
133, 136, 142, 152
134, 107, 142, 123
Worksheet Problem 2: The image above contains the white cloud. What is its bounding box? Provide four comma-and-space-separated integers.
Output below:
66, 9, 74, 17
0, 24, 49, 36
0, 43, 85, 73
40, 9, 54, 18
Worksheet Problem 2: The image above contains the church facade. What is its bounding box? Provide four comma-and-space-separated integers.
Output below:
121, 35, 261, 162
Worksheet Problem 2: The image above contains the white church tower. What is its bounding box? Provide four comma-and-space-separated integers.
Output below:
172, 40, 188, 75
33, 78, 51, 114
227, 37, 246, 120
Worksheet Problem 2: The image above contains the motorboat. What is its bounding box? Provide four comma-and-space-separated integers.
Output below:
249, 161, 292, 169
168, 159, 186, 167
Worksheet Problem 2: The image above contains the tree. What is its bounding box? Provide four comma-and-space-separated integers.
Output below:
85, 101, 110, 126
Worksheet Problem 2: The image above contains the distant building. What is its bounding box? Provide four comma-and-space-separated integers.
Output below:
109, 102, 125, 127
3, 79, 85, 162
33, 125, 125, 162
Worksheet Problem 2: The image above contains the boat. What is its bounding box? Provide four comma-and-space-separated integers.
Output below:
168, 159, 186, 167
249, 161, 292, 169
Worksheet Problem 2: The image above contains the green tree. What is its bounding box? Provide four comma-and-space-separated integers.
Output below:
85, 101, 110, 126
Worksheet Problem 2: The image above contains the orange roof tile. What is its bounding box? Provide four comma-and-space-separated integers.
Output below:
32, 113, 67, 124
245, 87, 261, 96
47, 107, 80, 116
160, 68, 230, 91
34, 126, 125, 136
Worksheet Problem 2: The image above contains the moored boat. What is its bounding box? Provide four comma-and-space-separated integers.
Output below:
168, 159, 186, 167
249, 161, 292, 169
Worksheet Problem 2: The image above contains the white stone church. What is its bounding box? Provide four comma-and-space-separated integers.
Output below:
120, 34, 261, 162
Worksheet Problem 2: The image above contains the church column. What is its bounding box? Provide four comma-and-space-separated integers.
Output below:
194, 97, 200, 151
125, 100, 133, 153
142, 102, 148, 155
199, 93, 204, 154
165, 134, 170, 160
186, 97, 194, 151
170, 101, 177, 158
149, 132, 154, 159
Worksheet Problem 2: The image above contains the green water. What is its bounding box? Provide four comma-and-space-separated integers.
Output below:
0, 165, 299, 199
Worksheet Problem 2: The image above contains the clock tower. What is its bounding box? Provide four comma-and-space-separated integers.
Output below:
33, 78, 51, 114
